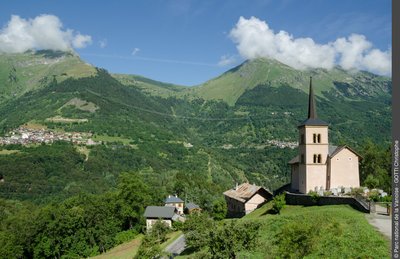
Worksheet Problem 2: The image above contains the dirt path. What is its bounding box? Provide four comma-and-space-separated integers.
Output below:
366, 204, 391, 240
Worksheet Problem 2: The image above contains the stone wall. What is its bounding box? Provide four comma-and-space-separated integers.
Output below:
285, 192, 370, 213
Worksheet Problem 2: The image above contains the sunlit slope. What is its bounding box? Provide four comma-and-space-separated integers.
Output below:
190, 58, 391, 106
0, 50, 96, 102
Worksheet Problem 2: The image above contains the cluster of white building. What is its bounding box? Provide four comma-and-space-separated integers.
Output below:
266, 139, 298, 149
0, 127, 98, 146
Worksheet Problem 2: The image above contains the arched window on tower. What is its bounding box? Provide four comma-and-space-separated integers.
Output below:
317, 134, 321, 143
313, 134, 317, 143
313, 154, 317, 163
317, 154, 322, 163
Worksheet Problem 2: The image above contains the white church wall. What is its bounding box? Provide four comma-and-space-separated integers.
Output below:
306, 165, 327, 193
330, 148, 360, 189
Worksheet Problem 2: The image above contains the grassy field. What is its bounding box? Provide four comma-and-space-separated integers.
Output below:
0, 149, 20, 155
91, 231, 182, 259
179, 204, 390, 258
91, 234, 143, 259
247, 204, 390, 258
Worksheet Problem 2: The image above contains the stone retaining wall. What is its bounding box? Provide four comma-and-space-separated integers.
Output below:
285, 192, 370, 213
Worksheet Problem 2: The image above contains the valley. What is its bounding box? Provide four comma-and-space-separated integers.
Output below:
0, 50, 392, 258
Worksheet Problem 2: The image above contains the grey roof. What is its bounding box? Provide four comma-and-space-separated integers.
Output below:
185, 202, 200, 210
329, 145, 363, 159
144, 206, 176, 219
288, 155, 299, 164
329, 145, 338, 156
298, 118, 329, 127
165, 196, 184, 203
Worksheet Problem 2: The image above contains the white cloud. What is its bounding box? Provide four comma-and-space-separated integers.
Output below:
131, 47, 140, 56
229, 16, 391, 76
99, 39, 107, 48
72, 33, 92, 48
218, 55, 237, 66
0, 14, 92, 53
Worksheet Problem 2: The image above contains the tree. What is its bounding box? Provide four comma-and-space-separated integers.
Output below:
135, 234, 163, 259
116, 172, 154, 230
211, 199, 227, 220
135, 220, 169, 259
208, 220, 261, 258
150, 220, 171, 243
360, 140, 391, 192
272, 193, 286, 214
183, 213, 215, 251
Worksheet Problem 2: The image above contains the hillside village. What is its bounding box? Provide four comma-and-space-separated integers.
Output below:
0, 126, 98, 145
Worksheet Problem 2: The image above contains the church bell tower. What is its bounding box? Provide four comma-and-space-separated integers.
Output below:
297, 77, 329, 193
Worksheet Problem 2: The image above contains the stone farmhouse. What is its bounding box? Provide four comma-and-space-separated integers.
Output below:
289, 77, 361, 194
223, 183, 273, 217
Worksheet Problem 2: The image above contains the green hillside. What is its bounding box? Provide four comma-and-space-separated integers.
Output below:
0, 50, 96, 103
0, 51, 392, 258
190, 58, 391, 106
112, 73, 187, 98
177, 204, 390, 258
0, 52, 391, 203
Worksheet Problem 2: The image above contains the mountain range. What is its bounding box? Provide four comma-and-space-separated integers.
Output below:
0, 50, 391, 203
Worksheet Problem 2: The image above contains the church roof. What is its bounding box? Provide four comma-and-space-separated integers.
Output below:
298, 77, 328, 127
288, 155, 299, 164
299, 118, 329, 127
329, 145, 338, 156
329, 145, 363, 159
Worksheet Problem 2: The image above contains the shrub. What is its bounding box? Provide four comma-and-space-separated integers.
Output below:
211, 199, 227, 221
308, 191, 320, 203
183, 213, 215, 251
350, 187, 364, 196
368, 189, 380, 202
114, 229, 138, 245
272, 193, 286, 214
208, 220, 261, 258
275, 220, 319, 258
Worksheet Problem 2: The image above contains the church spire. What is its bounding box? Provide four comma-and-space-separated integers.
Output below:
298, 76, 328, 127
308, 76, 317, 119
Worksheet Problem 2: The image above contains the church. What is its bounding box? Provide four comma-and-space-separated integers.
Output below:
289, 77, 361, 194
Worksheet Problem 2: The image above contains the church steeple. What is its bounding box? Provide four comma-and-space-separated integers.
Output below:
298, 76, 328, 127
308, 76, 317, 119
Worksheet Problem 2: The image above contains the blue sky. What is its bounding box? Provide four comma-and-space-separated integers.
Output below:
0, 0, 392, 85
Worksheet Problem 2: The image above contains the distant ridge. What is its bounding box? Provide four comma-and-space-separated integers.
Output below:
189, 57, 391, 106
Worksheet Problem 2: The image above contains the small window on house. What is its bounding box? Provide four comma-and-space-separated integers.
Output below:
317, 134, 321, 143
313, 154, 317, 163
317, 154, 322, 163
349, 157, 352, 161
313, 134, 317, 143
